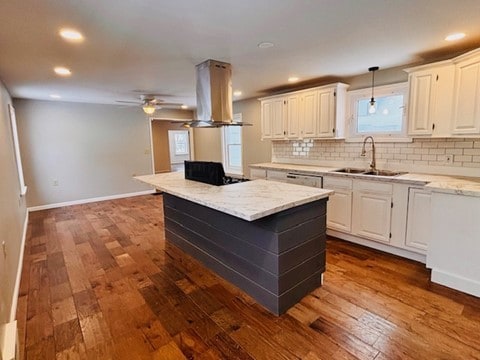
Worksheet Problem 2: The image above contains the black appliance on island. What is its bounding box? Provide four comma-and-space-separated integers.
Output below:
184, 160, 248, 185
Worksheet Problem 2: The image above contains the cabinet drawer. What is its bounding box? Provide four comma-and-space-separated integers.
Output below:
323, 176, 353, 190
353, 180, 393, 195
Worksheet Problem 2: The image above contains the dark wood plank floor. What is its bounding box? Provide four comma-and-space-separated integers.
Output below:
17, 194, 480, 359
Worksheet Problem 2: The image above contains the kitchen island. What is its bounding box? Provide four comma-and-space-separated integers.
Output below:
135, 172, 333, 315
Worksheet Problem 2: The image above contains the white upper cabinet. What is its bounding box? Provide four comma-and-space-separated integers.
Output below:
259, 83, 348, 140
261, 97, 286, 140
316, 88, 336, 137
300, 90, 317, 137
452, 49, 480, 135
286, 94, 301, 138
405, 61, 454, 137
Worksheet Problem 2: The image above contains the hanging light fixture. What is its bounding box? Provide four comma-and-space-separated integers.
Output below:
142, 103, 156, 115
368, 66, 379, 114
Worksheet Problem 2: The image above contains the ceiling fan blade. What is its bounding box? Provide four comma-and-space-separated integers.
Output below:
116, 100, 141, 104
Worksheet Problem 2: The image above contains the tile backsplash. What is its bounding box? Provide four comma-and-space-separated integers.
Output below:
272, 138, 480, 175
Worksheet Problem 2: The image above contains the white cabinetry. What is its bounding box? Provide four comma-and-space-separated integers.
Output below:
250, 168, 267, 180
323, 176, 352, 233
260, 83, 348, 140
266, 170, 288, 182
405, 61, 455, 137
352, 180, 393, 243
261, 97, 285, 139
405, 188, 431, 253
452, 49, 480, 135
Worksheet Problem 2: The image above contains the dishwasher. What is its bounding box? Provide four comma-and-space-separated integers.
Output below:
286, 172, 323, 188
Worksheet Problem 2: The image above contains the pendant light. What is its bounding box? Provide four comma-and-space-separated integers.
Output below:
368, 66, 379, 114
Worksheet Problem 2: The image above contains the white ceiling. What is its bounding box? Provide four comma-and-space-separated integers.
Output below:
1, 0, 480, 108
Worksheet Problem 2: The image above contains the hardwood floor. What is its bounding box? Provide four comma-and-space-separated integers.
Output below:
17, 194, 480, 359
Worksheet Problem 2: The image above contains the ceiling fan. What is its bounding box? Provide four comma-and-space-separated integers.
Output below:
116, 95, 186, 115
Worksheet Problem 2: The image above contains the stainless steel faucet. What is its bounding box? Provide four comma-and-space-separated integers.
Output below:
361, 136, 376, 171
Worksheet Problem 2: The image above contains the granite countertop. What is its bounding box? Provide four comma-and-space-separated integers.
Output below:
250, 162, 339, 174
134, 172, 333, 221
250, 162, 480, 197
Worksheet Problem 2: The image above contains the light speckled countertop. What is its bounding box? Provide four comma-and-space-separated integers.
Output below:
250, 162, 480, 197
135, 172, 333, 221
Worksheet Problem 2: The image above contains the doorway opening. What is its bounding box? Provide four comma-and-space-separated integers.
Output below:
150, 120, 194, 174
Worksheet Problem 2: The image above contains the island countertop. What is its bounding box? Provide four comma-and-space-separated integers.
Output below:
135, 172, 333, 221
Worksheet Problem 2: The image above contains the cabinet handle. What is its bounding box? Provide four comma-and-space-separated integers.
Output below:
432, 123, 435, 131
436, 74, 439, 81
332, 128, 335, 133
283, 131, 286, 135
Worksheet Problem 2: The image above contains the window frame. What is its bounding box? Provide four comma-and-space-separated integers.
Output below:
221, 113, 243, 176
346, 82, 411, 142
8, 104, 27, 196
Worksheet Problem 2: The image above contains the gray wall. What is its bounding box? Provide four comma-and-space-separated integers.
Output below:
14, 100, 175, 207
0, 81, 28, 324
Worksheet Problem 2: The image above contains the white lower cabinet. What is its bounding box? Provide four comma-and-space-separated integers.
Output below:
266, 170, 288, 182
250, 168, 267, 180
352, 180, 393, 243
405, 188, 431, 252
323, 176, 352, 233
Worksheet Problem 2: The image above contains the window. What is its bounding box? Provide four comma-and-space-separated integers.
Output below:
348, 83, 408, 140
222, 113, 243, 175
8, 104, 27, 195
173, 132, 189, 155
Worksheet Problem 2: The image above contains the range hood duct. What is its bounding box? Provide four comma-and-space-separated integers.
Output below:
191, 59, 250, 127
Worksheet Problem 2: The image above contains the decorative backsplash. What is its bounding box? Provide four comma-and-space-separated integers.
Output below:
272, 138, 480, 170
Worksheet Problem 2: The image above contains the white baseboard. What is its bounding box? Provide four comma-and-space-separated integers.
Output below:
0, 321, 17, 360
27, 189, 156, 212
9, 211, 28, 323
431, 269, 480, 298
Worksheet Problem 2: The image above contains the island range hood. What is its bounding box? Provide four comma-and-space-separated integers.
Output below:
187, 59, 251, 128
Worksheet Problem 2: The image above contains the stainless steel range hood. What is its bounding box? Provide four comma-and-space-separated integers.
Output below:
189, 59, 251, 128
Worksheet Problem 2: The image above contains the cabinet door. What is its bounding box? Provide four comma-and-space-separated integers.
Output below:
408, 71, 435, 135
301, 90, 317, 137
286, 94, 301, 138
316, 89, 335, 137
405, 188, 431, 252
261, 101, 273, 139
271, 99, 287, 138
453, 58, 480, 134
353, 191, 392, 243
327, 189, 352, 233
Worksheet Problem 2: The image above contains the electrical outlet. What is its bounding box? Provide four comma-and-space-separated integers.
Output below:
445, 154, 453, 165
144, 149, 151, 155
52, 179, 59, 186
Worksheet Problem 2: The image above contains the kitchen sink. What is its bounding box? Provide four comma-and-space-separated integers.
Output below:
363, 170, 406, 177
334, 168, 369, 174
333, 168, 406, 177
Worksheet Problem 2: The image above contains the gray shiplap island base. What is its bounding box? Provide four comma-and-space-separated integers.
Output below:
163, 193, 326, 315
134, 172, 332, 315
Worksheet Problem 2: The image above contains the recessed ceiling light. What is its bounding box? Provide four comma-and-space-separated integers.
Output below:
288, 76, 299, 83
445, 32, 466, 41
59, 28, 84, 42
258, 41, 274, 49
233, 90, 242, 97
54, 67, 72, 76
49, 94, 61, 99
181, 105, 188, 109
